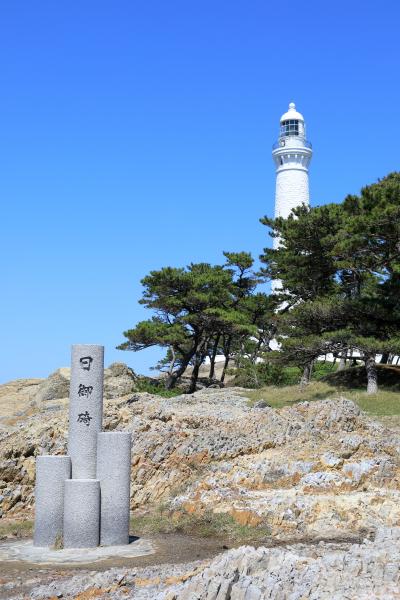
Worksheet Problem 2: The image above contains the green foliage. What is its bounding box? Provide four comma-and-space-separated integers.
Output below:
231, 359, 300, 388
135, 378, 184, 397
261, 172, 400, 393
119, 172, 400, 396
119, 252, 275, 392
231, 359, 337, 389
312, 361, 338, 379
260, 202, 342, 302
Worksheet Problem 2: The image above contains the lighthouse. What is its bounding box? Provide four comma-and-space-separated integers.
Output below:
270, 103, 312, 295
272, 102, 312, 239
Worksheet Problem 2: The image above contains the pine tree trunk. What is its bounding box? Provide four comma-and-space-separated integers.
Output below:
365, 353, 378, 394
165, 366, 184, 390
220, 336, 232, 383
189, 353, 204, 394
167, 347, 176, 379
165, 349, 195, 389
188, 363, 201, 393
220, 355, 230, 383
300, 360, 313, 387
208, 335, 220, 380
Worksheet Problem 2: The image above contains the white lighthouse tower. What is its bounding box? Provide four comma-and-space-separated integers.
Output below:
272, 102, 312, 236
270, 103, 312, 295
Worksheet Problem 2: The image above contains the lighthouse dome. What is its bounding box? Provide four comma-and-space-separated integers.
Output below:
280, 102, 304, 122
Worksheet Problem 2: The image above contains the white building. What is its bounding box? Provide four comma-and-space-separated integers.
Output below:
271, 102, 312, 294
272, 102, 312, 228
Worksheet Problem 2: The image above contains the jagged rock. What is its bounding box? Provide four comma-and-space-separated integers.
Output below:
0, 363, 139, 422
0, 383, 400, 545
32, 362, 139, 402
0, 377, 43, 420
160, 528, 400, 599
103, 363, 137, 398
33, 368, 70, 403
22, 528, 400, 599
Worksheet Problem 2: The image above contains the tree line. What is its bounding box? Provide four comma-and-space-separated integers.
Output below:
119, 172, 400, 394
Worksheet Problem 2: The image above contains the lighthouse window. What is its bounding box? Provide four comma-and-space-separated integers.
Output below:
281, 119, 299, 136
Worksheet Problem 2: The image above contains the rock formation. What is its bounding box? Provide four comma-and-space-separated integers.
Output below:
17, 528, 400, 598
1, 377, 400, 543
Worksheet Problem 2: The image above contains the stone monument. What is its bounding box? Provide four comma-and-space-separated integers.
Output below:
68, 345, 104, 479
34, 344, 132, 548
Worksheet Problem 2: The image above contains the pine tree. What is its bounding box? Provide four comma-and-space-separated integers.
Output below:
260, 173, 400, 393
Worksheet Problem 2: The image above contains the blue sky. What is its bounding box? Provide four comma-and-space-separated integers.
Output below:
1, 1, 399, 382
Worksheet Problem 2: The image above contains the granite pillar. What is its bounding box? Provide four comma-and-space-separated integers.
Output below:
68, 344, 104, 478
96, 432, 132, 545
63, 479, 100, 548
33, 455, 71, 547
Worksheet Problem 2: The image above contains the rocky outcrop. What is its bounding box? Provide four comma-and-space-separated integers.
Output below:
103, 362, 138, 398
0, 378, 43, 421
1, 384, 400, 543
19, 528, 400, 598
0, 363, 138, 421
32, 362, 138, 404
159, 527, 400, 599
33, 368, 70, 404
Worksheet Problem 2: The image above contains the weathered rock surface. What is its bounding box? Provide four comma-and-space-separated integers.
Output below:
103, 362, 138, 398
0, 363, 137, 420
0, 378, 42, 421
157, 527, 400, 599
2, 375, 400, 597
31, 362, 138, 405
8, 528, 400, 598
33, 368, 70, 404
1, 381, 400, 544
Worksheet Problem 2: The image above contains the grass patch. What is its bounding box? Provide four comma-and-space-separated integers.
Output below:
131, 507, 270, 544
245, 378, 400, 417
0, 518, 33, 539
348, 389, 400, 416
246, 380, 337, 408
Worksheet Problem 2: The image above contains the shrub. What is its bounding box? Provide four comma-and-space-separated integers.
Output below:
230, 360, 300, 388
312, 361, 338, 379
231, 359, 338, 389
135, 378, 184, 397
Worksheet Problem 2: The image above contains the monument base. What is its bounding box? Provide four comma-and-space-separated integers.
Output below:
0, 537, 154, 565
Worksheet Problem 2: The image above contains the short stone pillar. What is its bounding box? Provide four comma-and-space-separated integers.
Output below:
33, 455, 71, 547
68, 344, 104, 478
97, 432, 132, 545
63, 479, 100, 548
